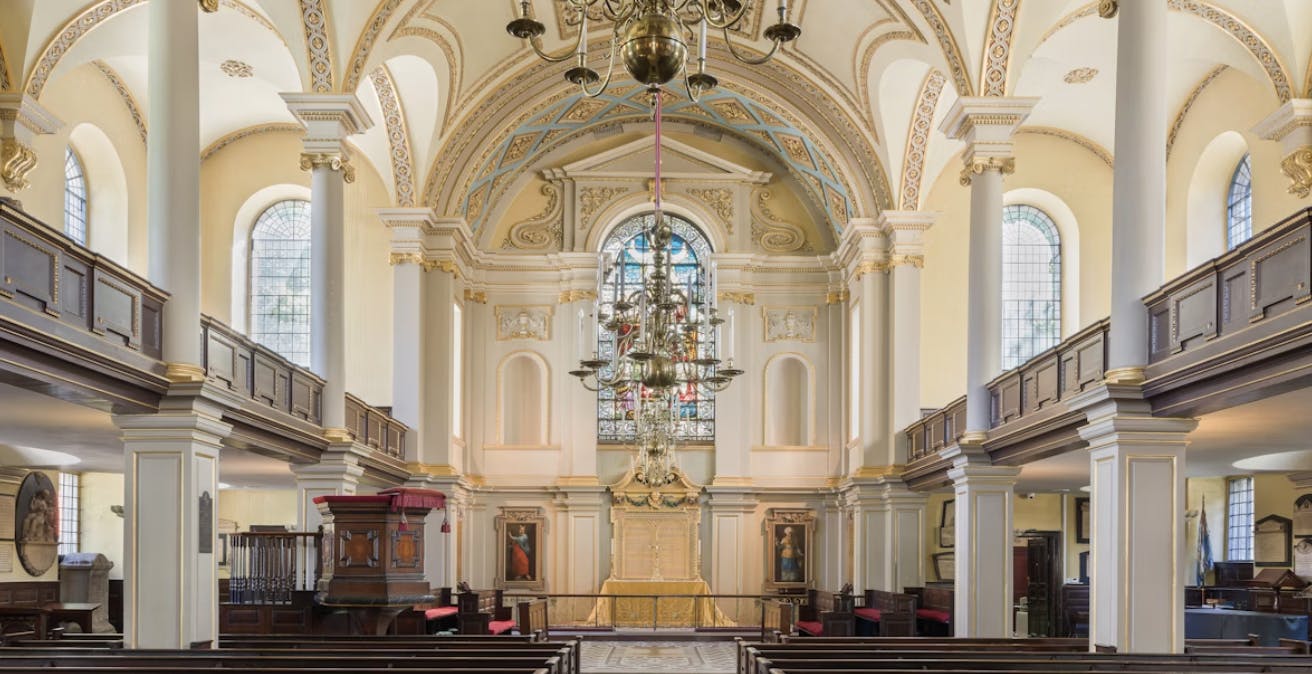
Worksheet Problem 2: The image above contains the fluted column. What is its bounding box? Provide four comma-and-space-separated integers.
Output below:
940, 98, 1036, 437
147, 0, 204, 381
1105, 0, 1168, 381
0, 94, 61, 201
1254, 100, 1312, 200
281, 94, 373, 436
882, 211, 934, 461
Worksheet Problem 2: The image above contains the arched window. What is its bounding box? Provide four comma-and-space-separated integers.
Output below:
1226, 154, 1253, 250
597, 212, 715, 442
249, 200, 312, 367
1002, 204, 1061, 370
63, 148, 88, 246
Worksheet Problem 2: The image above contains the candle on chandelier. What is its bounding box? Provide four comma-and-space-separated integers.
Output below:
698, 19, 707, 62
576, 307, 586, 363
725, 307, 736, 362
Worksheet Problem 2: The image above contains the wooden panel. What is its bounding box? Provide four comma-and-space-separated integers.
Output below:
1032, 358, 1059, 410
290, 373, 314, 421
0, 581, 59, 607
1171, 275, 1217, 352
1219, 266, 1248, 335
92, 269, 141, 350
927, 414, 945, 451
1148, 304, 1171, 362
996, 374, 1021, 424
1074, 333, 1105, 388
206, 332, 237, 389
2, 226, 59, 315
252, 356, 279, 407
60, 260, 87, 320
1248, 229, 1310, 322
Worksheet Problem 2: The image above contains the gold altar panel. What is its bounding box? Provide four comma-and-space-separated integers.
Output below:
589, 579, 733, 628
617, 513, 695, 580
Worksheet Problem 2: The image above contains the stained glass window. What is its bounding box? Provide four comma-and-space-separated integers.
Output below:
249, 200, 312, 367
596, 212, 715, 442
1226, 155, 1253, 250
1002, 204, 1061, 370
64, 148, 88, 246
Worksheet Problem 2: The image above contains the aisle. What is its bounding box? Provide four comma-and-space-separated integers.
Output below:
580, 640, 736, 673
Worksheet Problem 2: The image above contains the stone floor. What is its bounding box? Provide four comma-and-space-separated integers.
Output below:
580, 640, 737, 673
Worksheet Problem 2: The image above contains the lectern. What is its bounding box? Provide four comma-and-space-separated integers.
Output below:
312, 487, 445, 634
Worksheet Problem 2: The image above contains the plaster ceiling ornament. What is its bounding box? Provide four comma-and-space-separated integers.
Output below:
1166, 65, 1228, 159
25, 0, 143, 99
763, 306, 817, 342
685, 187, 734, 232
496, 306, 554, 341
298, 0, 334, 93
1098, 0, 1117, 18
507, 0, 800, 101
980, 0, 1020, 96
1062, 67, 1098, 84
577, 185, 630, 231
1281, 147, 1312, 198
750, 188, 808, 253
502, 182, 564, 250
219, 59, 254, 78
908, 0, 974, 96
342, 0, 405, 92
370, 66, 417, 208
199, 0, 219, 11
554, 0, 764, 41
899, 71, 946, 210
1016, 126, 1112, 169
0, 40, 10, 92
92, 60, 147, 143
201, 123, 303, 162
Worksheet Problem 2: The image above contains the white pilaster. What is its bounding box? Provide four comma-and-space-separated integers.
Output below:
943, 445, 1020, 637
282, 94, 374, 434
1253, 100, 1312, 200
147, 0, 204, 379
940, 98, 1036, 436
291, 445, 365, 532
1075, 385, 1196, 653
0, 93, 61, 199
116, 382, 239, 649
838, 218, 891, 474
379, 208, 434, 462
1106, 0, 1168, 380
405, 473, 462, 589
881, 211, 934, 462
557, 486, 606, 595
559, 255, 600, 482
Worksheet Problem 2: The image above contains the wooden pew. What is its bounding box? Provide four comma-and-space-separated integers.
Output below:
855, 590, 916, 637
794, 589, 854, 637
517, 597, 549, 640
1059, 583, 1088, 637
915, 585, 952, 636
458, 588, 516, 635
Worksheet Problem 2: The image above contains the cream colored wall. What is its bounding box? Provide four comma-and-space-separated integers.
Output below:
923, 491, 1083, 585
919, 135, 1114, 408
79, 472, 125, 580
23, 63, 149, 274
0, 470, 61, 583
216, 489, 298, 531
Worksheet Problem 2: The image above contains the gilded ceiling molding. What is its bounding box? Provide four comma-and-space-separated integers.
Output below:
1167, 0, 1291, 103
200, 123, 302, 161
1098, 1, 1117, 19
1016, 126, 1112, 169
387, 1, 464, 124
299, 0, 335, 93
25, 0, 144, 99
979, 0, 1020, 96
854, 0, 927, 126
899, 70, 946, 210
1165, 64, 1228, 159
502, 182, 562, 251
217, 1, 284, 44
555, 0, 763, 40
342, 0, 404, 93
369, 65, 417, 207
1305, 52, 1312, 97
0, 36, 11, 91
908, 0, 974, 97
750, 188, 809, 253
1036, 2, 1097, 47
200, 0, 219, 12
91, 60, 146, 143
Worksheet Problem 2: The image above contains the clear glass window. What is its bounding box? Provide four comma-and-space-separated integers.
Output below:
58, 472, 79, 556
1002, 204, 1062, 370
1226, 476, 1254, 561
1226, 155, 1253, 250
249, 200, 312, 367
64, 148, 88, 246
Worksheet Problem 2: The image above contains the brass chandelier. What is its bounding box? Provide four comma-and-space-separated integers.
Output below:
568, 96, 743, 486
507, 0, 801, 100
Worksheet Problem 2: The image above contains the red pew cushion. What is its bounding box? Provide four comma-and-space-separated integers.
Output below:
423, 606, 457, 620
854, 607, 881, 621
917, 608, 951, 623
795, 620, 824, 636
488, 619, 516, 635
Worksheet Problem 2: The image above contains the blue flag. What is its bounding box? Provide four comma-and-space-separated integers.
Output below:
1197, 497, 1214, 586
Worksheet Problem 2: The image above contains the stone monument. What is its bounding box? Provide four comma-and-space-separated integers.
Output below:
59, 552, 114, 632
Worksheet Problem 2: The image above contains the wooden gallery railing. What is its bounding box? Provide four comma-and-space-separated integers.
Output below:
227, 531, 322, 605
905, 397, 965, 463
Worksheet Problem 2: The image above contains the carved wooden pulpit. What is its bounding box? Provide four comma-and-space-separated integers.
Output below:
313, 487, 445, 634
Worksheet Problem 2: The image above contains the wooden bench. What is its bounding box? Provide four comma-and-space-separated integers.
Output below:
915, 585, 952, 635
458, 588, 516, 635
218, 634, 580, 674
854, 590, 916, 636
794, 590, 854, 637
516, 598, 549, 641
1060, 583, 1088, 637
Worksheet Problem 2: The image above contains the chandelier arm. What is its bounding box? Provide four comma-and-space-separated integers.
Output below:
699, 1, 749, 29
526, 35, 581, 63
579, 43, 619, 97
720, 25, 782, 65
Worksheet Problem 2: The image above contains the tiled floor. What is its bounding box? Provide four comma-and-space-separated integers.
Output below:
580, 640, 737, 673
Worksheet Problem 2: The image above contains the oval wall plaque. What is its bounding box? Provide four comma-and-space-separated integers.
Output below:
15, 472, 58, 576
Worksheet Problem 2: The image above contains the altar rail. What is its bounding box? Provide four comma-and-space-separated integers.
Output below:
500, 592, 809, 638
227, 531, 322, 605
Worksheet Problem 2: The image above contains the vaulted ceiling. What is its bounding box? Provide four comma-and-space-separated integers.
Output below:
4, 0, 1310, 231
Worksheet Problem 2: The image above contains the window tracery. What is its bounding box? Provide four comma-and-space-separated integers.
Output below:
249, 200, 312, 367
1002, 204, 1061, 370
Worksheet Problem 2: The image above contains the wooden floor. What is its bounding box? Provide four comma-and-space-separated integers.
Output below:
581, 640, 736, 673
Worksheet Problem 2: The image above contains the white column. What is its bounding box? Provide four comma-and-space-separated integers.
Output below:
1076, 385, 1195, 653
0, 94, 61, 200
839, 219, 891, 474
882, 211, 934, 462
291, 448, 364, 532
424, 264, 460, 470
1253, 100, 1312, 200
1106, 0, 1168, 381
944, 446, 1020, 638
116, 383, 238, 648
281, 94, 373, 435
379, 208, 435, 461
147, 0, 203, 380
940, 98, 1036, 436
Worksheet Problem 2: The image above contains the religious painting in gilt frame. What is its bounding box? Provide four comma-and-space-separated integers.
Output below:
764, 509, 815, 593
14, 472, 57, 576
495, 507, 545, 591
1255, 514, 1293, 567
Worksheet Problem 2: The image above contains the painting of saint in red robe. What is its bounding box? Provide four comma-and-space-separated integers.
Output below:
506, 523, 536, 581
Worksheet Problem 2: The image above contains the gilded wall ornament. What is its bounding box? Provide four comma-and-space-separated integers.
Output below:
749, 188, 808, 253
763, 306, 817, 343
1281, 147, 1312, 198
577, 186, 628, 231
503, 183, 563, 251
495, 306, 553, 341
825, 290, 849, 304
464, 289, 487, 304
202, 124, 302, 161
299, 152, 355, 183
959, 156, 1016, 186
370, 66, 417, 207
889, 254, 925, 269
900, 71, 946, 210
199, 0, 219, 12
1098, 0, 1117, 18
388, 252, 424, 266
220, 59, 253, 78
980, 0, 1020, 96
299, 0, 334, 93
92, 60, 147, 143
1166, 65, 1227, 159
558, 289, 597, 304
718, 291, 755, 305
1062, 67, 1098, 84
686, 187, 734, 232
0, 139, 37, 192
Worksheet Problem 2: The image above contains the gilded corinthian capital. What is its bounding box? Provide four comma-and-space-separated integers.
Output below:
299, 152, 356, 183
0, 139, 37, 192
959, 156, 1016, 186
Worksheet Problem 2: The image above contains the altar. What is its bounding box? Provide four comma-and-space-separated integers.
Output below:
590, 469, 732, 628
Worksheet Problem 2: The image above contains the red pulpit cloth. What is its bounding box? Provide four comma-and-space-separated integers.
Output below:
313, 488, 446, 531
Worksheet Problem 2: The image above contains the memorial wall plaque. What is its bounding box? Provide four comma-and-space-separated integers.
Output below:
0, 542, 13, 573
15, 472, 57, 576
0, 495, 15, 539
198, 491, 213, 554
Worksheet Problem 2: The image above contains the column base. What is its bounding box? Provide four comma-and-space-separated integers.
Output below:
165, 362, 206, 383
323, 427, 355, 443
1103, 366, 1146, 385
